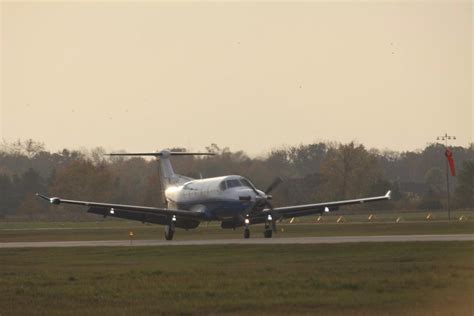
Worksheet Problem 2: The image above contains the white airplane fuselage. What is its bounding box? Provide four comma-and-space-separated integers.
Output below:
165, 176, 266, 221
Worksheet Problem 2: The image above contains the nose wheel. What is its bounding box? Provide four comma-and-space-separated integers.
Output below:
243, 218, 250, 239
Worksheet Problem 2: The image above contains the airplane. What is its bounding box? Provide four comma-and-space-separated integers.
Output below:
37, 150, 391, 240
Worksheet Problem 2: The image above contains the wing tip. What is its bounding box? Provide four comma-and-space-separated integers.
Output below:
36, 193, 49, 200
385, 190, 392, 199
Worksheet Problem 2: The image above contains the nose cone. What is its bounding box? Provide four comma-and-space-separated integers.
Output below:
236, 188, 269, 205
256, 190, 266, 198
254, 190, 270, 205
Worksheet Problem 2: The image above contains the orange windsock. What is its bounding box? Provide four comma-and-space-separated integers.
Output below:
445, 149, 456, 176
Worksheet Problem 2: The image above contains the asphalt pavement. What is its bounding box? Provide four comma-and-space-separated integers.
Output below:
0, 234, 472, 248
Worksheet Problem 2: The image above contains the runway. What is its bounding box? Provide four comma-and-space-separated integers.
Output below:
0, 234, 472, 248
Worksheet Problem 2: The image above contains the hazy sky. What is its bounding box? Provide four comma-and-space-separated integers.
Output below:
1, 1, 472, 156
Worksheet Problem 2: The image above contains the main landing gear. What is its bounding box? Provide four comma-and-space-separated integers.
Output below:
164, 215, 177, 240
244, 228, 250, 239
263, 214, 276, 238
263, 224, 273, 238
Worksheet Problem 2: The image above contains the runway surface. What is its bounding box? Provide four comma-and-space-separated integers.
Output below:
0, 234, 472, 248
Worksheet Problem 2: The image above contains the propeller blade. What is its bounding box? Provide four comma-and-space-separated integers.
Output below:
245, 177, 263, 197
265, 177, 283, 194
239, 177, 282, 225
266, 200, 273, 209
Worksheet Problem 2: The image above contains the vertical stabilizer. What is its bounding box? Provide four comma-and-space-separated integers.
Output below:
107, 150, 215, 190
158, 150, 179, 188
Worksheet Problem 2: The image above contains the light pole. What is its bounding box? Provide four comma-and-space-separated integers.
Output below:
436, 133, 456, 221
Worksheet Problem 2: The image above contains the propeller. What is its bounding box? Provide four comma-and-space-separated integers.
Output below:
239, 176, 284, 232
265, 177, 283, 195
241, 178, 270, 210
262, 177, 283, 233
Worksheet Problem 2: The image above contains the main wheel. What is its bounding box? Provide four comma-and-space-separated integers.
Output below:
164, 225, 175, 240
244, 229, 250, 239
263, 229, 272, 238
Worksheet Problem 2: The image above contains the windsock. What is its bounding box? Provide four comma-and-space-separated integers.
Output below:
445, 149, 456, 176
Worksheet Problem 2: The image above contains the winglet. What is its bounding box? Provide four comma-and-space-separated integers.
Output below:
385, 190, 392, 199
36, 193, 50, 201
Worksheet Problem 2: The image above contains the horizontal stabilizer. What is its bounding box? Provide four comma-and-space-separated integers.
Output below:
107, 151, 215, 157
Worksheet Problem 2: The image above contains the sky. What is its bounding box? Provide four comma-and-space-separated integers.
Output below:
1, 1, 472, 156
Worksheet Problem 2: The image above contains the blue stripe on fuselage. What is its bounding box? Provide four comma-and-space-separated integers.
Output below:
176, 198, 251, 220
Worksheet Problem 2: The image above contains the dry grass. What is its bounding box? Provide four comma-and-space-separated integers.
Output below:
0, 242, 472, 315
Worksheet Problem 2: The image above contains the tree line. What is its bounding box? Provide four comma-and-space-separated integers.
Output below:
0, 139, 472, 220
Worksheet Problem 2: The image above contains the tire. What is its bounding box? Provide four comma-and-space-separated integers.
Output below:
164, 225, 174, 240
244, 229, 250, 239
263, 229, 272, 238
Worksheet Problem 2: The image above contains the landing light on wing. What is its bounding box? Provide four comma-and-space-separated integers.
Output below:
324, 207, 330, 213
110, 208, 115, 215
50, 197, 61, 205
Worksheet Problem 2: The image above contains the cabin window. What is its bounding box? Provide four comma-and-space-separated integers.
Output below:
219, 181, 226, 191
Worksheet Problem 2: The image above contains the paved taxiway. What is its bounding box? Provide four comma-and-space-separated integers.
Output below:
0, 234, 472, 248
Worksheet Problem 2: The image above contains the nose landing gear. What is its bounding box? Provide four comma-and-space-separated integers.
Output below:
243, 218, 250, 239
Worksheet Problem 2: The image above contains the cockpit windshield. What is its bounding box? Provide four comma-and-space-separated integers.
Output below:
226, 179, 241, 188
220, 177, 256, 190
240, 178, 255, 189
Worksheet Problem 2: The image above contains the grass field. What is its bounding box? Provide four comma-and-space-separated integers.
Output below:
1, 219, 473, 242
0, 242, 472, 315
2, 209, 473, 229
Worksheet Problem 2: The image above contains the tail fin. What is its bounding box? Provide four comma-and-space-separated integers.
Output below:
107, 150, 215, 188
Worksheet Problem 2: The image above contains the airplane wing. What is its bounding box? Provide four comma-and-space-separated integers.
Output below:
257, 191, 391, 219
35, 193, 206, 223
